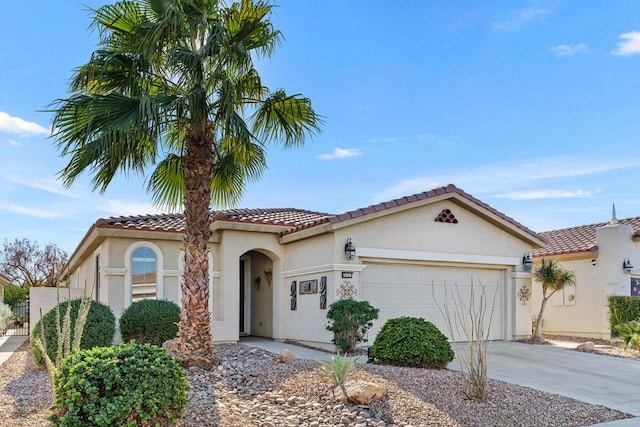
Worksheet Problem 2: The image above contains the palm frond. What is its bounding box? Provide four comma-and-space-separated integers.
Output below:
252, 90, 323, 147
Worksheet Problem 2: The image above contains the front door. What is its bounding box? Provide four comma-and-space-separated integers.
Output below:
239, 256, 251, 335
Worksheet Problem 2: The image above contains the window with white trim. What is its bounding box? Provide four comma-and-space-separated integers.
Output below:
131, 247, 157, 301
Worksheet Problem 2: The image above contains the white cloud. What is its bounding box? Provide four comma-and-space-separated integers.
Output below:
493, 188, 599, 200
318, 147, 363, 160
491, 7, 552, 31
8, 139, 22, 147
96, 199, 164, 216
372, 156, 640, 203
1, 204, 66, 218
549, 43, 588, 57
5, 175, 81, 198
611, 31, 640, 56
0, 111, 50, 136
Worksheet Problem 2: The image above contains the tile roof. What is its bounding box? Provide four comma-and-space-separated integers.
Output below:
90, 184, 542, 242
533, 216, 640, 257
281, 184, 543, 241
94, 208, 331, 233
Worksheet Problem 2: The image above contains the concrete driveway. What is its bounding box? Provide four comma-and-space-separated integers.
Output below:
449, 341, 640, 417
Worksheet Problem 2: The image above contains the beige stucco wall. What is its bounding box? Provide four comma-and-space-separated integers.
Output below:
250, 251, 273, 338
532, 222, 638, 339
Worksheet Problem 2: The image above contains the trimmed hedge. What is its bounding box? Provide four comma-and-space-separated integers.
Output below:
119, 299, 180, 346
609, 296, 640, 335
51, 342, 188, 426
370, 316, 454, 369
31, 299, 115, 366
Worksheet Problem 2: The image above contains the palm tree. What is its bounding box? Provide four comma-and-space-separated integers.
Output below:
532, 259, 576, 343
50, 0, 321, 368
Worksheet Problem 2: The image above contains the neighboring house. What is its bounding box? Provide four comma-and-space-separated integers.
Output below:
532, 208, 640, 340
0, 272, 9, 303
64, 184, 544, 348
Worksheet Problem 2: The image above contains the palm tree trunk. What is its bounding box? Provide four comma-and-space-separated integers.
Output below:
178, 126, 217, 369
533, 296, 549, 343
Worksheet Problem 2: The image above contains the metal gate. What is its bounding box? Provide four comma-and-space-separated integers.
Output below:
2, 300, 30, 336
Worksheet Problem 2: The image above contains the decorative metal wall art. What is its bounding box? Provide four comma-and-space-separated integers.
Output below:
299, 279, 318, 294
320, 276, 327, 309
290, 281, 297, 310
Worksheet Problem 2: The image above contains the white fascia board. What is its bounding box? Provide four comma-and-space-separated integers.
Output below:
357, 247, 519, 266
283, 263, 367, 278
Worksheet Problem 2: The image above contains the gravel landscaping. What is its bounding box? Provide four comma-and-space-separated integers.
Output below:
0, 340, 635, 426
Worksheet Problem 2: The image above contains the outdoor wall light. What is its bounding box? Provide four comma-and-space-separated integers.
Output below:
623, 258, 634, 274
522, 252, 533, 272
344, 237, 356, 261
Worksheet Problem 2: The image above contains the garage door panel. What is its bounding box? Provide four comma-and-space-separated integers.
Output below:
362, 263, 504, 342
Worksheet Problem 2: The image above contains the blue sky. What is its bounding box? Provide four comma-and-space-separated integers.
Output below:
3, 1, 640, 254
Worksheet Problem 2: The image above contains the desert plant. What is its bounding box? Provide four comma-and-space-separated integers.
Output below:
50, 342, 188, 427
326, 299, 379, 353
370, 316, 454, 368
532, 259, 576, 343
0, 302, 14, 333
119, 299, 180, 346
609, 296, 640, 335
3, 283, 29, 308
613, 319, 640, 351
435, 279, 499, 402
316, 354, 365, 399
31, 298, 115, 367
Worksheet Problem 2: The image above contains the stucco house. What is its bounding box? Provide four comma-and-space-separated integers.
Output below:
532, 208, 640, 340
0, 272, 9, 303
64, 184, 544, 348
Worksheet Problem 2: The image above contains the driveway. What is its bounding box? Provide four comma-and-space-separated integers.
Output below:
449, 341, 640, 417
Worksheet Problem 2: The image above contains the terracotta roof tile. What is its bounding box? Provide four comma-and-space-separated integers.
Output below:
534, 216, 640, 257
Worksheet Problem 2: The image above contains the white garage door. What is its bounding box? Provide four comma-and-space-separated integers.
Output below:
361, 263, 505, 342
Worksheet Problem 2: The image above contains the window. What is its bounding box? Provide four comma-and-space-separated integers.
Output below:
94, 254, 101, 301
131, 247, 157, 301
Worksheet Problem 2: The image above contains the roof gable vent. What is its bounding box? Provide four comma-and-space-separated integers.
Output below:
435, 208, 458, 224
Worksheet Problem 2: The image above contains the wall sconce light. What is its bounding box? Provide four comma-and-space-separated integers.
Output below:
264, 269, 273, 287
522, 252, 533, 272
344, 237, 356, 260
623, 258, 634, 274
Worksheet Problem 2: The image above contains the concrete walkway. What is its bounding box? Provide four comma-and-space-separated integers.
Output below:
0, 334, 28, 366
241, 337, 640, 425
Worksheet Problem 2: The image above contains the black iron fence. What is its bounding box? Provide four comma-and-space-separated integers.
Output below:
2, 301, 30, 336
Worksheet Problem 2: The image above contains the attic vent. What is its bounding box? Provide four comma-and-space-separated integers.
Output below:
435, 208, 458, 224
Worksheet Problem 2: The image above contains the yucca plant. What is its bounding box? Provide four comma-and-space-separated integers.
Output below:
614, 319, 640, 351
316, 354, 365, 399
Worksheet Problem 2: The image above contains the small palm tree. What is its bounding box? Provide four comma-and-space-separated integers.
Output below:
532, 259, 576, 343
50, 0, 321, 368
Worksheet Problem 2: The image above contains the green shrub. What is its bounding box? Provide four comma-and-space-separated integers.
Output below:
609, 296, 640, 335
613, 319, 640, 351
50, 342, 188, 427
3, 283, 29, 308
0, 302, 13, 332
326, 299, 379, 354
119, 299, 180, 346
370, 316, 454, 369
31, 299, 115, 366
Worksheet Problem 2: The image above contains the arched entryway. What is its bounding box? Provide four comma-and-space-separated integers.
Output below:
239, 250, 274, 338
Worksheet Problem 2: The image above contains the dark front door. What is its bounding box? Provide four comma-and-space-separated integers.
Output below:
239, 259, 245, 334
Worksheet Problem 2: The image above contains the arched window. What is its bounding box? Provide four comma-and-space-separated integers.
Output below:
125, 242, 164, 307
131, 247, 157, 301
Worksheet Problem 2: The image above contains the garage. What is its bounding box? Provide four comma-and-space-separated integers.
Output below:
361, 262, 506, 342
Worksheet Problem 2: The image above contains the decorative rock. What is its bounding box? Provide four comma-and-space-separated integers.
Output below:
276, 349, 296, 363
342, 380, 387, 404
577, 342, 595, 351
